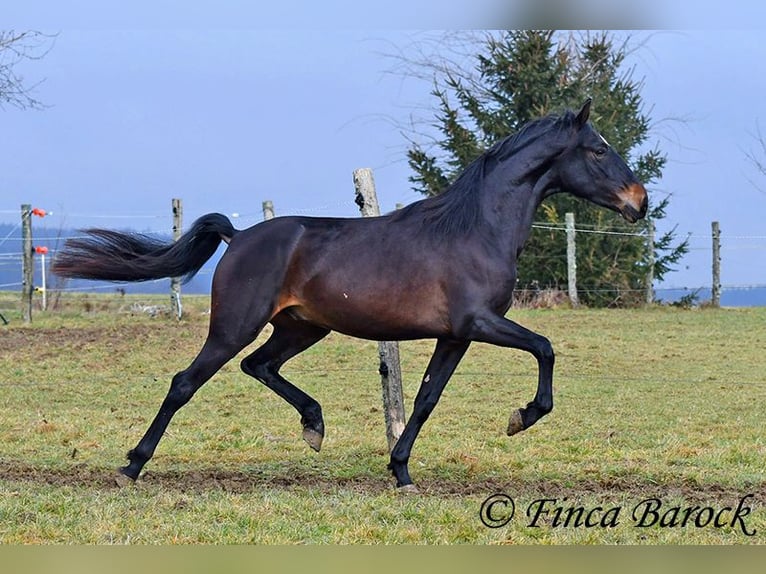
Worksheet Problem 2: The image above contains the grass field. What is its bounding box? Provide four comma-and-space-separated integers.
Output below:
0, 292, 764, 544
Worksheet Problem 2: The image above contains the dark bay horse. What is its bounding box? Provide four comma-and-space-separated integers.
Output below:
52, 100, 647, 490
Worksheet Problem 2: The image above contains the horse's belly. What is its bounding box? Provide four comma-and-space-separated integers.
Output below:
283, 287, 449, 341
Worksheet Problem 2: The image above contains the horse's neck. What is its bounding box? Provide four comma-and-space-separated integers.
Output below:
478, 156, 558, 253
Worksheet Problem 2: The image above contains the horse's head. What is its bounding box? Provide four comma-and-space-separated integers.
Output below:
556, 99, 648, 223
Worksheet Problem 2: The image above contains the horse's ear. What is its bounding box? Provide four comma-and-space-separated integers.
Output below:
575, 98, 592, 127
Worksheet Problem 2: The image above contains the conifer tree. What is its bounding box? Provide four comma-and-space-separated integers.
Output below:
408, 31, 688, 306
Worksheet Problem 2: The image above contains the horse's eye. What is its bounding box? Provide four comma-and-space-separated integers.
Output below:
594, 147, 607, 158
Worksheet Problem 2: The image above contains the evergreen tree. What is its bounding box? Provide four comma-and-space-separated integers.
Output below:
408, 31, 688, 307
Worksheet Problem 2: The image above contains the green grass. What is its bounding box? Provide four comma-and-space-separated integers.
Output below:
1, 292, 764, 543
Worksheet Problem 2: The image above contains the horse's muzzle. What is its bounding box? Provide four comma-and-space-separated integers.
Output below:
617, 183, 648, 223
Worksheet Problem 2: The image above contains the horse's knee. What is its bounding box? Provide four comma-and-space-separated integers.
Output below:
536, 337, 555, 365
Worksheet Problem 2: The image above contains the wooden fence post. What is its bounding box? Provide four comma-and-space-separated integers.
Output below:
565, 212, 579, 307
170, 198, 183, 319
646, 219, 655, 306
711, 221, 721, 307
262, 200, 275, 221
352, 168, 406, 452
21, 204, 33, 324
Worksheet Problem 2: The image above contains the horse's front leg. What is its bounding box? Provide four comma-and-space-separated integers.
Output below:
388, 339, 470, 491
469, 314, 555, 434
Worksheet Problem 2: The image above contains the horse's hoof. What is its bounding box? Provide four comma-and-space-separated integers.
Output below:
507, 409, 525, 436
302, 428, 324, 452
114, 470, 136, 488
397, 484, 420, 495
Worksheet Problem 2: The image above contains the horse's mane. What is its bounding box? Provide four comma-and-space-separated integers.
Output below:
400, 111, 575, 235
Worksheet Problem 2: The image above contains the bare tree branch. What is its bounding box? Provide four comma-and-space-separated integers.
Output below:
0, 30, 56, 110
745, 121, 766, 193
377, 31, 489, 159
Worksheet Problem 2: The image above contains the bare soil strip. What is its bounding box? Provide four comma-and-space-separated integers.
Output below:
2, 459, 763, 501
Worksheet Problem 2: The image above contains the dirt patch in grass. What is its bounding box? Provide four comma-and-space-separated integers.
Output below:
2, 324, 176, 353
2, 459, 763, 502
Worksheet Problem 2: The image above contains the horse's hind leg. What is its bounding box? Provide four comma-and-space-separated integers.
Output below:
119, 332, 253, 482
240, 315, 330, 451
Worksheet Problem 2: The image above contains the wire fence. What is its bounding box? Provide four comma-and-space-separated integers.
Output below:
1, 199, 765, 319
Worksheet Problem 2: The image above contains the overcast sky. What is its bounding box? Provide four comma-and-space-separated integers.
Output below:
2, 27, 765, 290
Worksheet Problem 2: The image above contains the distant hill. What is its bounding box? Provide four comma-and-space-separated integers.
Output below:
655, 286, 766, 308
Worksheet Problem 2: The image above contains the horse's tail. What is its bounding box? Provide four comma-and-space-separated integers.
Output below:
52, 213, 238, 283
